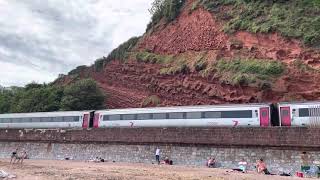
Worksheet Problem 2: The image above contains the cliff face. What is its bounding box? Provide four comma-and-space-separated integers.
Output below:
58, 0, 320, 109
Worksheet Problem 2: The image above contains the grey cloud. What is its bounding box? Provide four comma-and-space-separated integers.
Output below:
0, 0, 152, 86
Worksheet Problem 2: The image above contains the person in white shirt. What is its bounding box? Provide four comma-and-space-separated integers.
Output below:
238, 159, 248, 173
232, 159, 248, 173
155, 148, 160, 165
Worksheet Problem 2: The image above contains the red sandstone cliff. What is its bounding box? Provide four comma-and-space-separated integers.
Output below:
57, 0, 320, 109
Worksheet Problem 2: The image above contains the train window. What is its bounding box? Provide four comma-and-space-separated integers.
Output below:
32, 117, 41, 122
204, 112, 221, 118
281, 109, 290, 117
103, 115, 109, 121
261, 111, 268, 117
63, 116, 79, 122
122, 114, 136, 120
221, 110, 252, 118
299, 108, 309, 117
3, 118, 9, 123
11, 118, 18, 123
64, 116, 73, 122
41, 117, 52, 122
186, 112, 202, 119
52, 117, 63, 122
0, 118, 10, 123
73, 116, 80, 122
152, 113, 167, 119
137, 114, 151, 120
16, 118, 24, 123
108, 115, 121, 121
23, 118, 32, 122
168, 112, 184, 119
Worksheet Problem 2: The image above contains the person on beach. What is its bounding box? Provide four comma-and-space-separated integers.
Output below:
155, 148, 160, 165
10, 148, 18, 164
231, 159, 248, 173
207, 157, 215, 168
15, 151, 27, 166
256, 159, 270, 174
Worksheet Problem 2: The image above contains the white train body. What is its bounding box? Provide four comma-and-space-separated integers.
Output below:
95, 104, 271, 128
0, 111, 91, 129
279, 101, 320, 127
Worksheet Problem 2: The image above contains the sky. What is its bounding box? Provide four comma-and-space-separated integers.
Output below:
0, 0, 153, 87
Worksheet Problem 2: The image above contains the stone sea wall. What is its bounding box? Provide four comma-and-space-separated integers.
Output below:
0, 142, 318, 174
0, 127, 319, 174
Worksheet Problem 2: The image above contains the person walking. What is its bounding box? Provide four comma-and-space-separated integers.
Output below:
155, 148, 160, 165
10, 148, 18, 164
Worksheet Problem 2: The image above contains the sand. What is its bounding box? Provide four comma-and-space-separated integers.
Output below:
0, 159, 314, 180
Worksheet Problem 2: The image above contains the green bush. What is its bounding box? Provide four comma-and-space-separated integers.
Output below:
0, 79, 106, 113
94, 58, 105, 72
160, 63, 190, 75
106, 36, 140, 62
61, 79, 105, 111
135, 51, 174, 64
147, 0, 186, 31
68, 65, 88, 75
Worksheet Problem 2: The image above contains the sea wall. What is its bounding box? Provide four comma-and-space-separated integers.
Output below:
0, 127, 320, 174
0, 127, 319, 148
0, 142, 319, 174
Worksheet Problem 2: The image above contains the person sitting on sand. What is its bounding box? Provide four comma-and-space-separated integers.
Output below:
232, 159, 247, 173
256, 159, 270, 174
10, 148, 18, 164
164, 157, 170, 165
207, 157, 215, 168
15, 151, 27, 166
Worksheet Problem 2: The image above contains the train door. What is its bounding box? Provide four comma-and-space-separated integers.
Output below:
93, 113, 99, 128
280, 107, 291, 126
82, 114, 89, 128
260, 107, 270, 127
88, 111, 95, 128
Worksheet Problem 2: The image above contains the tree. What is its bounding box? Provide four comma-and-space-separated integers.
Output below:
61, 79, 105, 111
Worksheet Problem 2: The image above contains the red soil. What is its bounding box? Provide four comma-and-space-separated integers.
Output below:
59, 0, 320, 109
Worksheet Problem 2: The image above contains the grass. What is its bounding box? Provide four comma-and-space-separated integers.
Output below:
160, 62, 190, 75
201, 58, 285, 87
291, 59, 318, 73
134, 51, 174, 64
193, 52, 208, 72
199, 0, 320, 47
142, 95, 161, 107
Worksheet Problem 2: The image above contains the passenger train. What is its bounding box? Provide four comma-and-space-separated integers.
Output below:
0, 101, 319, 129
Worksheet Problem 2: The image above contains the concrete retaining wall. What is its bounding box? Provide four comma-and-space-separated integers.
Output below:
0, 142, 319, 174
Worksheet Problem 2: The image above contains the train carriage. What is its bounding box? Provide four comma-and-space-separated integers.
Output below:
0, 111, 93, 129
278, 101, 320, 127
95, 104, 271, 128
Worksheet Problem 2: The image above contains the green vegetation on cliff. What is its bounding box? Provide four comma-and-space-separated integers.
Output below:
92, 36, 141, 72
199, 0, 320, 47
215, 58, 284, 87
147, 0, 186, 31
0, 79, 105, 114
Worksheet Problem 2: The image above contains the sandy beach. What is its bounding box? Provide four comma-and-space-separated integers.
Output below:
0, 159, 314, 180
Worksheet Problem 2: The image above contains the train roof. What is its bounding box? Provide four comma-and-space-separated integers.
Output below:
0, 111, 90, 118
278, 101, 320, 106
96, 103, 270, 113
